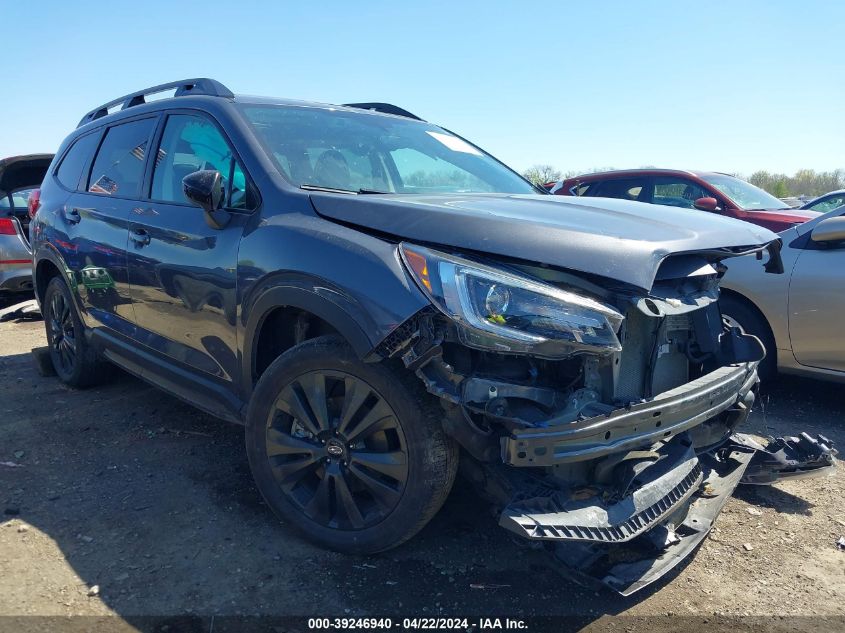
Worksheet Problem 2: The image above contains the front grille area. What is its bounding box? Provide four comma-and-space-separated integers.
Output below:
614, 307, 693, 402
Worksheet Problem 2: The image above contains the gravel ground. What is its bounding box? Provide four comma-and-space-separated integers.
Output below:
1, 311, 844, 631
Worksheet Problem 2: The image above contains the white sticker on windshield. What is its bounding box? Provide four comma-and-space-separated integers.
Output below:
426, 131, 482, 155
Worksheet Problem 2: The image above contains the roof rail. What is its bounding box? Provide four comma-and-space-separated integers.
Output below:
77, 78, 234, 128
342, 102, 424, 121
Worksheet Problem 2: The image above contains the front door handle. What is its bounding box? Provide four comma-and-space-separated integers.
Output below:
129, 228, 151, 247
64, 207, 82, 224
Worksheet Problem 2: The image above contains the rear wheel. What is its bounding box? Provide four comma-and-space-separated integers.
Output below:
245, 335, 458, 554
720, 294, 776, 381
43, 276, 105, 388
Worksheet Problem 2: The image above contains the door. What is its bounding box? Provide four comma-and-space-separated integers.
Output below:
788, 214, 845, 372
127, 112, 256, 383
64, 117, 158, 338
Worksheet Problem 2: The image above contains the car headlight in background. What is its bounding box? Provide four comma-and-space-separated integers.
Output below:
400, 243, 624, 358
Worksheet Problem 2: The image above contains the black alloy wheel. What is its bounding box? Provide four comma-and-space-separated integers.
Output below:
266, 370, 409, 530
47, 289, 77, 375
246, 335, 458, 554
42, 276, 104, 388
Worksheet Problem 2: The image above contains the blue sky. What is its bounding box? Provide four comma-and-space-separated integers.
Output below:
3, 0, 843, 176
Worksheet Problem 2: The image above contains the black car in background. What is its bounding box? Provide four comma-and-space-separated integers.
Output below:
30, 79, 835, 596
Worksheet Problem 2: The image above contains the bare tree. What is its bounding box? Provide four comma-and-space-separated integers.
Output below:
522, 164, 562, 186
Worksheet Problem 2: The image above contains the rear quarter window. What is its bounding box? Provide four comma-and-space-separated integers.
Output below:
88, 118, 156, 198
56, 132, 100, 191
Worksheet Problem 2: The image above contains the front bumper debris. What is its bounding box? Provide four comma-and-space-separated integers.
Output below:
500, 432, 836, 596
739, 432, 837, 484
501, 363, 757, 466
500, 434, 703, 543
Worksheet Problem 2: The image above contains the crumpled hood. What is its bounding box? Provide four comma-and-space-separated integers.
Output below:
309, 192, 777, 291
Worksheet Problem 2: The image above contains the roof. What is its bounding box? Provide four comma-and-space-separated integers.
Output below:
564, 168, 729, 181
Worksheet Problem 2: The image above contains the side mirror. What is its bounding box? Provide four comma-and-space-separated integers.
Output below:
182, 170, 230, 229
693, 197, 720, 212
810, 216, 845, 244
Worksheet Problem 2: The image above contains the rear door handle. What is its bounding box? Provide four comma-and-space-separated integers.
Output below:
129, 228, 151, 246
64, 207, 82, 224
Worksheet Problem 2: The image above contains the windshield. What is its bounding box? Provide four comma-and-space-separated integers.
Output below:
239, 104, 535, 195
700, 174, 790, 210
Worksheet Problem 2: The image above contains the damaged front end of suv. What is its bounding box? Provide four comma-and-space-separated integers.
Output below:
381, 236, 835, 596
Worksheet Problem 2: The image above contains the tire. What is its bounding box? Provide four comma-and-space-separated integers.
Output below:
719, 294, 776, 381
245, 335, 458, 554
42, 276, 105, 388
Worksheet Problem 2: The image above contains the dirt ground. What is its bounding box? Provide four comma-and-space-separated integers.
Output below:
2, 310, 844, 631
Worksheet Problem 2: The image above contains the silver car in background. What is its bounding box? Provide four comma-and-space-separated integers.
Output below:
720, 204, 845, 381
0, 154, 53, 296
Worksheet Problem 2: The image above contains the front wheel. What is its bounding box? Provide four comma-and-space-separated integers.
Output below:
245, 335, 458, 554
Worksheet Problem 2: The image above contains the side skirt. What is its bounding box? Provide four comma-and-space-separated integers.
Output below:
89, 328, 244, 425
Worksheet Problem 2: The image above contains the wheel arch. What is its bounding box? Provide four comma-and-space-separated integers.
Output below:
241, 282, 374, 397
719, 287, 778, 348
34, 246, 72, 306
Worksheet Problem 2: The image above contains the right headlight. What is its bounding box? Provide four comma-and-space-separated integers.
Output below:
400, 243, 624, 359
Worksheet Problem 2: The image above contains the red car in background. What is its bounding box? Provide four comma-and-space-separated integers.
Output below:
549, 169, 818, 232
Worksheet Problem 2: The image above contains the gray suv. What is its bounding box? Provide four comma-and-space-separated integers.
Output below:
30, 78, 835, 595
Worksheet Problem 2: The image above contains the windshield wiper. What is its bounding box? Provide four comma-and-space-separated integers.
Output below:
300, 184, 391, 195
300, 184, 356, 194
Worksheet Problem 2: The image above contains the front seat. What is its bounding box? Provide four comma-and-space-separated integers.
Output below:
312, 149, 351, 191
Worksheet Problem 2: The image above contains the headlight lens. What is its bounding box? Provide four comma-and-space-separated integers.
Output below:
400, 243, 624, 358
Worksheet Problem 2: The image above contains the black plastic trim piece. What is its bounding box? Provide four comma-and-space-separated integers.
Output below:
77, 78, 234, 128
341, 103, 424, 121
90, 328, 243, 424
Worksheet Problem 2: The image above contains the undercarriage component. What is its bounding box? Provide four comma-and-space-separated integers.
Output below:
495, 432, 836, 595
500, 434, 702, 543
549, 443, 753, 596
501, 363, 757, 466
738, 432, 837, 484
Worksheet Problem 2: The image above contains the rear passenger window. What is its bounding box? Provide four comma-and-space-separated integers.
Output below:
88, 118, 156, 197
56, 133, 100, 191
590, 179, 646, 201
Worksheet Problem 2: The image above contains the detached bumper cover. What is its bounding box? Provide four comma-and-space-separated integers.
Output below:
501, 363, 757, 466
500, 435, 703, 543
551, 444, 753, 596
501, 432, 836, 596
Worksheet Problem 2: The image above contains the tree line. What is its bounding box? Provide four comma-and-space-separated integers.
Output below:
522, 165, 845, 198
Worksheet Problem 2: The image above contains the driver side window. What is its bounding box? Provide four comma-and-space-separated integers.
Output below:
151, 114, 255, 209
652, 177, 710, 209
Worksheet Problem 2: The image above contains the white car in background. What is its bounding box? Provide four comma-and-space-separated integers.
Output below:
0, 154, 53, 297
720, 205, 845, 381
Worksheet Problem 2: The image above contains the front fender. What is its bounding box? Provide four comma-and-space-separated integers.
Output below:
237, 212, 431, 396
